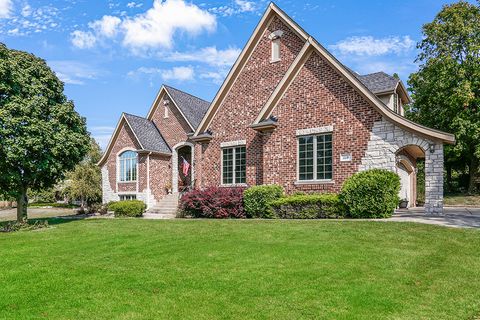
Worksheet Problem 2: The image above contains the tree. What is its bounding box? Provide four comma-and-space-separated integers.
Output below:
0, 43, 90, 221
69, 138, 102, 208
406, 1, 480, 193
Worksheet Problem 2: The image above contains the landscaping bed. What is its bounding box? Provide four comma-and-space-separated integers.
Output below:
0, 219, 479, 319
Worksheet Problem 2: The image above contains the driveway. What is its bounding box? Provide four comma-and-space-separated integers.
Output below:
0, 207, 77, 222
391, 207, 480, 228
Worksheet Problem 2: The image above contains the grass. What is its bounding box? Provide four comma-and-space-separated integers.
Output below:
1, 219, 480, 319
444, 194, 480, 206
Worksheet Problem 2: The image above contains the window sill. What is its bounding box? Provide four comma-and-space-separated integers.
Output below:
270, 58, 281, 63
117, 181, 137, 184
220, 183, 248, 188
294, 180, 334, 185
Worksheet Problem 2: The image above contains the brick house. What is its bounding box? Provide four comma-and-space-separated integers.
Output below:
98, 3, 455, 214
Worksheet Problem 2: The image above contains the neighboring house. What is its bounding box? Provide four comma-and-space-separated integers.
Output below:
98, 3, 455, 214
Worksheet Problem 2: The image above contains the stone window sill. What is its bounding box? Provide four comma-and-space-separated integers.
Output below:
117, 181, 137, 184
294, 180, 334, 185
220, 183, 248, 188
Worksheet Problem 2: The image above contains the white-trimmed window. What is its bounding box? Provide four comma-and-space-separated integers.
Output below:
119, 150, 137, 182
119, 194, 136, 201
272, 38, 281, 61
393, 93, 399, 113
222, 146, 246, 185
269, 30, 283, 62
298, 133, 333, 181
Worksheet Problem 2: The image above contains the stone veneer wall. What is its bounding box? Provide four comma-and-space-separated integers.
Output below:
360, 119, 444, 214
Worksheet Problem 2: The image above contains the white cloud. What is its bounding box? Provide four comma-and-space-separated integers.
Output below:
72, 0, 216, 53
0, 0, 12, 18
1, 2, 61, 35
71, 30, 96, 49
330, 36, 415, 56
235, 0, 255, 13
49, 60, 99, 85
128, 66, 194, 82
199, 71, 225, 85
122, 0, 216, 50
209, 0, 259, 17
127, 2, 143, 8
165, 46, 240, 67
89, 15, 121, 38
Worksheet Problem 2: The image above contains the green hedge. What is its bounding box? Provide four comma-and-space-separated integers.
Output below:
243, 185, 284, 218
108, 200, 146, 217
340, 169, 400, 218
268, 193, 345, 219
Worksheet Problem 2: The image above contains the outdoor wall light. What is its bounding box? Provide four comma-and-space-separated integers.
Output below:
429, 144, 435, 153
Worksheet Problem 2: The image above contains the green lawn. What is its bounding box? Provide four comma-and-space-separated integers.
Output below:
1, 219, 480, 319
444, 193, 480, 206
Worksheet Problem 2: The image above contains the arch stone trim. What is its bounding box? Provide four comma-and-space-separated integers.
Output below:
172, 142, 195, 194
360, 119, 444, 214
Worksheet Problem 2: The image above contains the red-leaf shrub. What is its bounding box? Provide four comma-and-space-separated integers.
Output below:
180, 187, 246, 218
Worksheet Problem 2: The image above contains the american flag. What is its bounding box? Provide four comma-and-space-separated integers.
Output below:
182, 157, 190, 177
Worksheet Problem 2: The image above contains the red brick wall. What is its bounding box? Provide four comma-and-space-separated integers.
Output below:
197, 17, 383, 193
149, 154, 171, 200
150, 94, 191, 147
263, 51, 382, 193
105, 121, 141, 193
199, 16, 305, 187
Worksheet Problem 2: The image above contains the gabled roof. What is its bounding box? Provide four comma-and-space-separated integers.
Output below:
357, 72, 399, 94
123, 113, 171, 154
164, 85, 210, 129
97, 113, 171, 166
194, 2, 454, 144
147, 85, 210, 131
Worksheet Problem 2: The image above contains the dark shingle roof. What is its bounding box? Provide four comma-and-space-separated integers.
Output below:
164, 85, 210, 130
124, 113, 171, 154
356, 72, 399, 94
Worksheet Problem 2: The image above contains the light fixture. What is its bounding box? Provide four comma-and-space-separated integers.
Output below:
429, 144, 435, 153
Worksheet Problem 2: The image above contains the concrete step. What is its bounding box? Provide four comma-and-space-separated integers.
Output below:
143, 213, 175, 219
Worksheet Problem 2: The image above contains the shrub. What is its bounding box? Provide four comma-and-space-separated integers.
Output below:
243, 185, 284, 218
268, 193, 345, 219
1, 219, 49, 233
180, 187, 245, 218
111, 200, 146, 217
340, 169, 400, 218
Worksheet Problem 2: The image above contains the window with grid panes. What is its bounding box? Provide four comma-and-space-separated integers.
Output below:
222, 146, 246, 184
119, 150, 137, 182
298, 133, 333, 181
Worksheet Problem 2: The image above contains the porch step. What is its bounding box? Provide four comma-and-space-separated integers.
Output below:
147, 193, 180, 216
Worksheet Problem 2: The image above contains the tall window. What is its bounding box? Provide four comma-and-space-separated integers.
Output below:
119, 151, 137, 182
393, 93, 399, 113
298, 133, 333, 181
222, 146, 246, 184
271, 38, 281, 61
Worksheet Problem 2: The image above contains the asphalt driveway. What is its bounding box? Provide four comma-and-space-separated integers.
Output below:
391, 207, 480, 228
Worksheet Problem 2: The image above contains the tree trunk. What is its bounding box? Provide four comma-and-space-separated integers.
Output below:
468, 157, 479, 194
446, 164, 452, 193
16, 186, 28, 222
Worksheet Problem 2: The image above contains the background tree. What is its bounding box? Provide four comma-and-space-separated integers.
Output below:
406, 1, 480, 193
69, 138, 102, 209
0, 43, 90, 221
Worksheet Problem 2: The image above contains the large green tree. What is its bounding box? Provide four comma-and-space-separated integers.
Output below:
407, 1, 480, 193
69, 138, 102, 208
0, 43, 90, 221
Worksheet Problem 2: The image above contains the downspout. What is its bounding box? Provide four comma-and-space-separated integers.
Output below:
147, 152, 151, 209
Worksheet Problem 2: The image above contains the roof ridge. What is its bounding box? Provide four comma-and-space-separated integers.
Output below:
124, 112, 148, 120
164, 84, 211, 105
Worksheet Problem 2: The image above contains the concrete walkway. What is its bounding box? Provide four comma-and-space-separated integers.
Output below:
390, 207, 480, 228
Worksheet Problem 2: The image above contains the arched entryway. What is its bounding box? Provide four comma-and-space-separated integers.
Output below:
172, 142, 194, 193
395, 145, 425, 208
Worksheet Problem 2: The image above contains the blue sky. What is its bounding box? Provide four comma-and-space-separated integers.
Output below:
0, 0, 469, 148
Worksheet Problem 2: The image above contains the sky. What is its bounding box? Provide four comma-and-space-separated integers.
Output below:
0, 0, 470, 149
